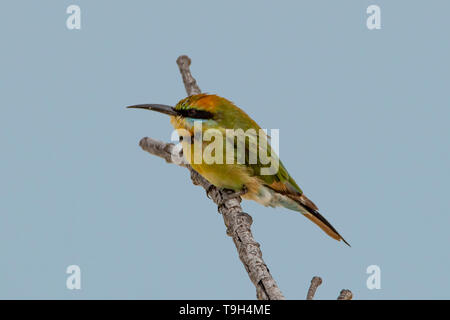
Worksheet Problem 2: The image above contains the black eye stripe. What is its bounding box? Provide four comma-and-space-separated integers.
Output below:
178, 109, 214, 119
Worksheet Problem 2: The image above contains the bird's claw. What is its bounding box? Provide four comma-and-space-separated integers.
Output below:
205, 185, 215, 199
221, 185, 248, 202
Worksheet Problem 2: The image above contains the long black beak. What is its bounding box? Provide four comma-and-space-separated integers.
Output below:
127, 104, 179, 116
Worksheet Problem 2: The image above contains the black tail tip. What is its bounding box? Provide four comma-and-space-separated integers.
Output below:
341, 238, 351, 247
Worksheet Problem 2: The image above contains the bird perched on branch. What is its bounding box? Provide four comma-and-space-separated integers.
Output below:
128, 94, 349, 246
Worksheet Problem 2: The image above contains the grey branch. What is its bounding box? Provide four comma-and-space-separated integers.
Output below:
176, 55, 201, 96
306, 276, 323, 300
139, 55, 285, 300
337, 289, 353, 300
137, 55, 352, 300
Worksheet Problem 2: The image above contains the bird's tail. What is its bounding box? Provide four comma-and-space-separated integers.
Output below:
290, 194, 350, 246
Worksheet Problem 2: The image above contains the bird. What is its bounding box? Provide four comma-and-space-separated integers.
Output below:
128, 94, 349, 246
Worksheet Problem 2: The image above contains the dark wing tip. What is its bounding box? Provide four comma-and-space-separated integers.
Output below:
341, 237, 351, 247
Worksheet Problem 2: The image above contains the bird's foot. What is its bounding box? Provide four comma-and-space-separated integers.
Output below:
205, 184, 216, 199
221, 185, 248, 202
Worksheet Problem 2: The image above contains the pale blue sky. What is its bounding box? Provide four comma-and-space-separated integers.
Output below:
1, 0, 449, 299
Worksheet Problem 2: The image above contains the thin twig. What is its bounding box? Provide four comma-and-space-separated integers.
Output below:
176, 55, 201, 96
337, 289, 353, 300
306, 276, 322, 300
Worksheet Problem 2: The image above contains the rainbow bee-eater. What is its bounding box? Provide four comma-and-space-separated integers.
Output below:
128, 94, 349, 245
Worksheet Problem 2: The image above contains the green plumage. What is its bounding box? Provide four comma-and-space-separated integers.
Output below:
131, 94, 349, 245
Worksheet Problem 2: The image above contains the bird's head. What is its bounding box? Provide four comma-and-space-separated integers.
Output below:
127, 93, 261, 140
127, 94, 258, 133
127, 94, 218, 128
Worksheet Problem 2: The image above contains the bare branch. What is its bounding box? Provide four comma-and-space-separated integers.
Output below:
139, 137, 184, 166
306, 276, 322, 300
176, 55, 201, 96
138, 56, 285, 300
337, 289, 353, 300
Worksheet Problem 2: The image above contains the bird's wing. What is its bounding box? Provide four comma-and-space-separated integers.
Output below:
226, 129, 348, 244
226, 130, 315, 206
